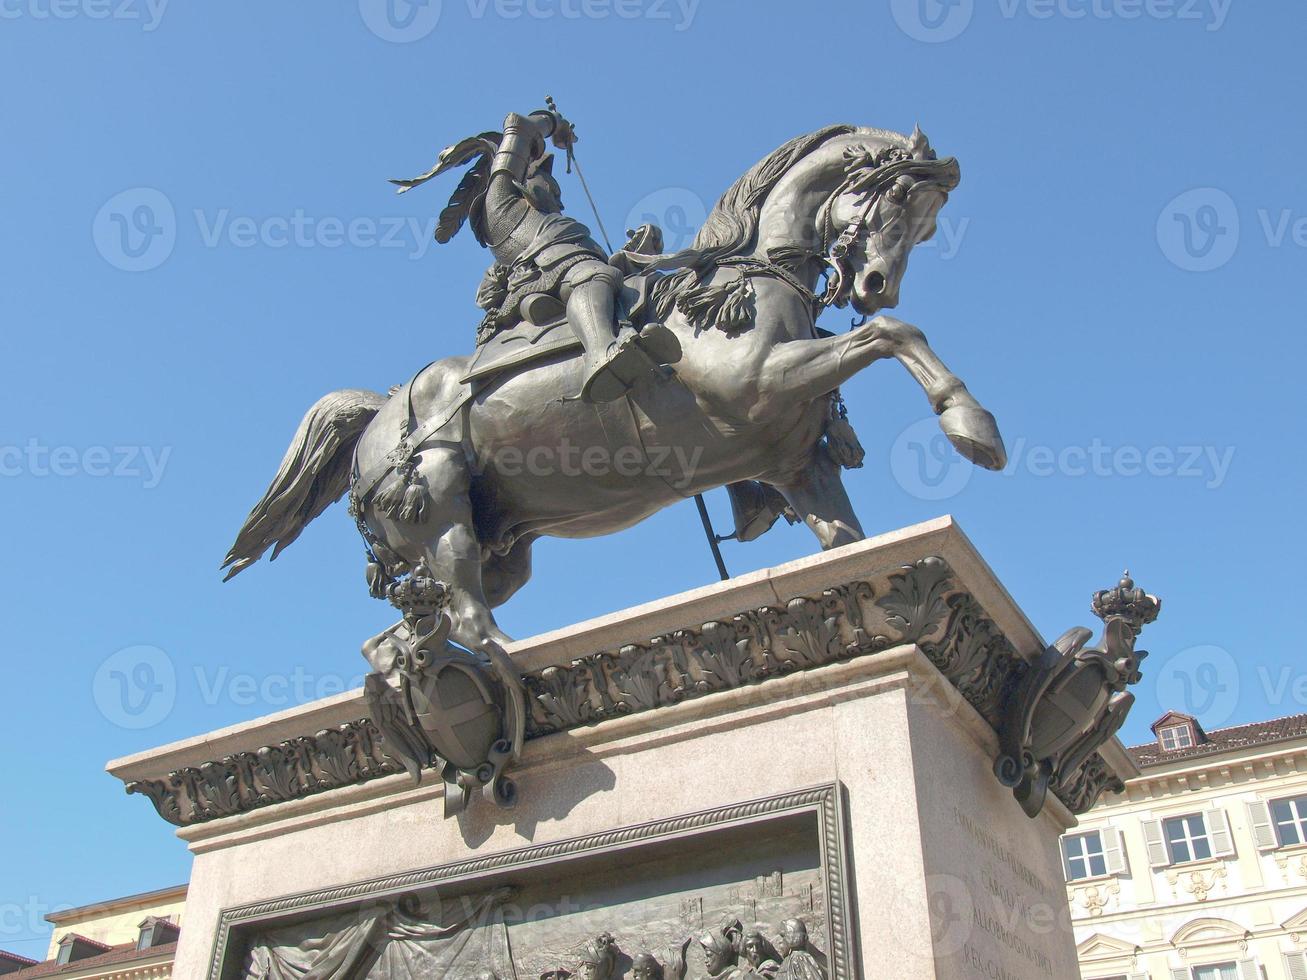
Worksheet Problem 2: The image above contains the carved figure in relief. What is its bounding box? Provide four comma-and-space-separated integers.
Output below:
631, 937, 691, 980
576, 932, 619, 980
741, 929, 782, 976
774, 918, 827, 980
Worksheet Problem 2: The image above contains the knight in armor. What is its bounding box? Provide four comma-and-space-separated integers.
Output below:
393, 105, 675, 403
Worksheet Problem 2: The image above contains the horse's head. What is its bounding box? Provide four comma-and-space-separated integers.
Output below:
818, 127, 960, 318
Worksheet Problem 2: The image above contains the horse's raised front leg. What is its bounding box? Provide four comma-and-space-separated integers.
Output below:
871, 316, 1007, 471
770, 451, 865, 550
754, 316, 1006, 470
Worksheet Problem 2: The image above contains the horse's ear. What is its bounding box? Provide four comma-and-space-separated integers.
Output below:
908, 124, 934, 160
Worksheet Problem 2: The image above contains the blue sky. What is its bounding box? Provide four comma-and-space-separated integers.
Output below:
1, 0, 1303, 958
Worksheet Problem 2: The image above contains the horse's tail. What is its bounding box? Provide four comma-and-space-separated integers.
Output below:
221, 388, 387, 581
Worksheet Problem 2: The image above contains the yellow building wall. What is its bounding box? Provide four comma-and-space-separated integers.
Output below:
1069, 741, 1307, 980
46, 891, 186, 961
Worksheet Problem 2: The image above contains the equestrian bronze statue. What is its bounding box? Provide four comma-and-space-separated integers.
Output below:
222, 108, 1008, 674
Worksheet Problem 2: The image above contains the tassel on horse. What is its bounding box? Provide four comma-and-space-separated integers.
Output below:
676, 274, 755, 336
375, 462, 428, 524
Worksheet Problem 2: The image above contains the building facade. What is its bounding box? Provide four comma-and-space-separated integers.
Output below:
1068, 711, 1307, 980
0, 885, 185, 980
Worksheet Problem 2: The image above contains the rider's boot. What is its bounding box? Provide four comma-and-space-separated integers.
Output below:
725, 480, 797, 543
567, 273, 674, 403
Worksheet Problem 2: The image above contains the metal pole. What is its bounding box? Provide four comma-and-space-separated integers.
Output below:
547, 95, 726, 583
694, 493, 730, 581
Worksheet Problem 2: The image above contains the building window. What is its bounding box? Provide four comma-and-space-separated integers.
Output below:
1160, 724, 1195, 750
1272, 795, 1307, 846
1164, 813, 1212, 863
1191, 965, 1238, 980
1062, 831, 1108, 880
1144, 810, 1234, 867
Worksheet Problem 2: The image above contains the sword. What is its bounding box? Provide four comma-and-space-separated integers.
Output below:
544, 95, 730, 582
545, 95, 615, 254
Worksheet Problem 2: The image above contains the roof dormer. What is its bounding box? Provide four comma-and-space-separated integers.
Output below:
0, 949, 39, 975
1151, 710, 1206, 752
55, 933, 111, 965
137, 915, 180, 951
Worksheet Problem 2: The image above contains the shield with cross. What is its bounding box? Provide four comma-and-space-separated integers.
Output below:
406, 651, 517, 815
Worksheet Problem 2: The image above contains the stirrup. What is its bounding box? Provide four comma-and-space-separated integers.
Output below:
581, 334, 659, 403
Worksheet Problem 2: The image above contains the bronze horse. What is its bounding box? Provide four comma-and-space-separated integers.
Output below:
223, 123, 1006, 664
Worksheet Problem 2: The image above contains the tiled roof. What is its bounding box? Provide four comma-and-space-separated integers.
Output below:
1128, 712, 1307, 769
5, 941, 176, 979
0, 949, 39, 967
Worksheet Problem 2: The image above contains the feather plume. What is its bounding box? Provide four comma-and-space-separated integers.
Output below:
435, 154, 491, 243
388, 132, 500, 194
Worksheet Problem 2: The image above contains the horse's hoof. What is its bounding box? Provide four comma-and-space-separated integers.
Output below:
939, 404, 1007, 471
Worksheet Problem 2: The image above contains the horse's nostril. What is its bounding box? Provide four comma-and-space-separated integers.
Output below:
865, 271, 886, 294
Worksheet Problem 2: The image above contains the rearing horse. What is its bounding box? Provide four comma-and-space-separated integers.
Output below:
222, 123, 1006, 663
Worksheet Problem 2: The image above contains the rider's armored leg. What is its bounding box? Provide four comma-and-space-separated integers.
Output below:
562, 261, 649, 403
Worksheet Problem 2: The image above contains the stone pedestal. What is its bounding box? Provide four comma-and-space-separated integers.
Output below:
108, 517, 1135, 979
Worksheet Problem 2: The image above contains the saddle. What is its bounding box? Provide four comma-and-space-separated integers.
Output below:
460, 315, 582, 386
460, 223, 674, 387
460, 266, 665, 386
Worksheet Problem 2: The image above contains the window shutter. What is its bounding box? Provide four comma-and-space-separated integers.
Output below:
1236, 958, 1260, 980
1285, 951, 1307, 980
1170, 968, 1190, 980
1103, 827, 1129, 875
1247, 800, 1277, 850
1207, 808, 1236, 858
1143, 818, 1170, 866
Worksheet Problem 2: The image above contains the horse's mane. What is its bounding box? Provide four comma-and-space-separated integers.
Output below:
647, 124, 935, 325
671, 124, 857, 271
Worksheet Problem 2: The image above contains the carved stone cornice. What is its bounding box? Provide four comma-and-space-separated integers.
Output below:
125, 555, 1119, 825
125, 721, 402, 827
